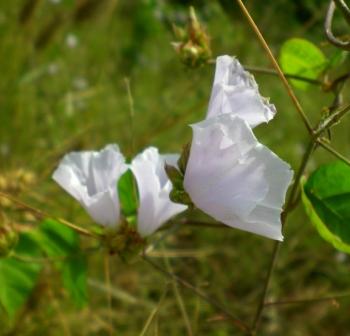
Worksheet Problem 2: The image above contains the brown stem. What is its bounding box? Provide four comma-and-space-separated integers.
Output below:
264, 291, 350, 307
244, 65, 323, 86
0, 191, 100, 239
251, 139, 316, 332
208, 59, 324, 85
325, 0, 350, 50
235, 0, 314, 135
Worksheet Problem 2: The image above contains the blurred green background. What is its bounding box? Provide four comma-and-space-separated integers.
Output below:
1, 0, 350, 335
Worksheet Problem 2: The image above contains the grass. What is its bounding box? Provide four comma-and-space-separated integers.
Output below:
1, 0, 350, 335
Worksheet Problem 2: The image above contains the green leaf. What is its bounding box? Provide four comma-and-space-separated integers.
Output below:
302, 161, 350, 253
30, 219, 79, 256
29, 219, 88, 307
279, 38, 327, 90
61, 255, 87, 308
118, 169, 139, 217
0, 234, 42, 318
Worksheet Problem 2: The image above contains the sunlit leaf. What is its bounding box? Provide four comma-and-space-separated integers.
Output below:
302, 161, 350, 253
279, 38, 327, 90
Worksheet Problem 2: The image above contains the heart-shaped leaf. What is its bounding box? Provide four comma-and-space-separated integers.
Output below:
302, 161, 350, 253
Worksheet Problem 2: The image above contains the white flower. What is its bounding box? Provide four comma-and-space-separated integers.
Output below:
53, 144, 127, 228
183, 114, 293, 241
207, 55, 276, 128
131, 147, 187, 237
53, 145, 186, 237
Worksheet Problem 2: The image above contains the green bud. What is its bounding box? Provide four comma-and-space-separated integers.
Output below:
170, 189, 193, 206
178, 142, 191, 175
164, 164, 183, 190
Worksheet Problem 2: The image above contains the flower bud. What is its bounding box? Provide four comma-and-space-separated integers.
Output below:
177, 142, 191, 175
172, 6, 211, 68
170, 189, 193, 206
164, 164, 183, 190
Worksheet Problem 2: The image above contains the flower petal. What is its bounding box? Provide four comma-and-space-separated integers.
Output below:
131, 147, 187, 237
81, 187, 121, 227
52, 144, 127, 227
207, 55, 276, 127
184, 114, 293, 240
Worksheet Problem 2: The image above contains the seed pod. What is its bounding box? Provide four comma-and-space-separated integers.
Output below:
172, 6, 212, 68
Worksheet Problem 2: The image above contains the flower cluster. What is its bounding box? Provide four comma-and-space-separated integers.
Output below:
53, 146, 187, 237
53, 55, 293, 243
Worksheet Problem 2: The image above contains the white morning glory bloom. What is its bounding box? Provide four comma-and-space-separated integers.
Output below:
207, 55, 276, 128
53, 144, 128, 228
183, 114, 293, 241
131, 147, 187, 237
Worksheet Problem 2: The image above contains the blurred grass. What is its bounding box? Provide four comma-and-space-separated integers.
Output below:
1, 0, 350, 335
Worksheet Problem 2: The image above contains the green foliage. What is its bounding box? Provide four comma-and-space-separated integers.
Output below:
328, 50, 348, 69
302, 161, 350, 253
0, 219, 88, 319
0, 234, 42, 318
2, 0, 350, 334
279, 38, 327, 90
118, 169, 139, 217
29, 219, 88, 307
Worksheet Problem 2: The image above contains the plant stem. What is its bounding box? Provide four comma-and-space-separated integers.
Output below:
315, 102, 350, 136
264, 291, 350, 308
104, 253, 113, 336
325, 0, 350, 50
124, 77, 135, 156
235, 0, 314, 135
251, 242, 280, 334
317, 139, 350, 166
0, 191, 100, 239
164, 255, 193, 336
142, 254, 251, 334
251, 139, 316, 332
244, 65, 323, 85
208, 59, 323, 85
334, 0, 350, 25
